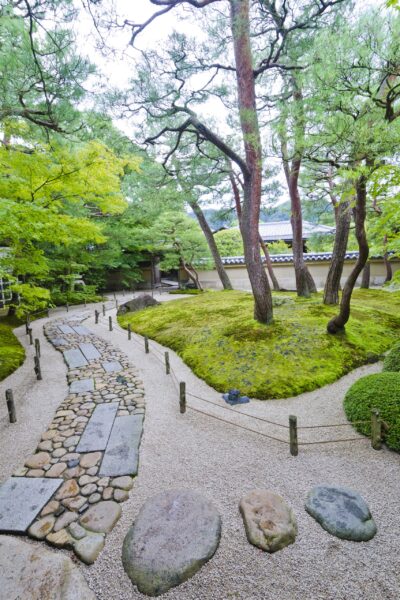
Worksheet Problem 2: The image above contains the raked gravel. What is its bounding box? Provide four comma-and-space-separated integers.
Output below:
1, 294, 400, 600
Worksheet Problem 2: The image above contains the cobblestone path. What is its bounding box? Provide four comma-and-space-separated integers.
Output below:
0, 315, 145, 564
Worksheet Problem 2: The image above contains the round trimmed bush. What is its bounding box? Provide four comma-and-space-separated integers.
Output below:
383, 341, 400, 372
344, 372, 400, 452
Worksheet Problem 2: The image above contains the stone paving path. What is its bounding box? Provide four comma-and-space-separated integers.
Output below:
0, 314, 145, 564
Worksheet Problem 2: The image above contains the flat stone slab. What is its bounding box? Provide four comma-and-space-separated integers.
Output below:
63, 349, 88, 368
76, 403, 119, 453
122, 489, 221, 596
73, 325, 91, 335
239, 489, 297, 553
0, 478, 63, 533
0, 535, 96, 600
58, 324, 75, 334
102, 360, 122, 373
79, 342, 101, 360
99, 415, 143, 477
70, 378, 95, 393
49, 337, 67, 347
305, 485, 377, 541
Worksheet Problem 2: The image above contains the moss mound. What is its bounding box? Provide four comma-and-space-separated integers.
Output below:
0, 316, 25, 381
118, 289, 400, 400
383, 341, 400, 372
344, 372, 400, 452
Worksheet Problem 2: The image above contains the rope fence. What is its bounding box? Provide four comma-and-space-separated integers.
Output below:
94, 309, 385, 457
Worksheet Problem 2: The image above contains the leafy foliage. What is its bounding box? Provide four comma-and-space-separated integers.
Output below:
383, 342, 400, 372
214, 229, 243, 257
0, 316, 25, 381
344, 372, 400, 452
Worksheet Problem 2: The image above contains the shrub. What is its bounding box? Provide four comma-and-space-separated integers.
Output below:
0, 316, 25, 381
169, 289, 204, 295
383, 341, 400, 372
50, 285, 103, 306
344, 372, 400, 452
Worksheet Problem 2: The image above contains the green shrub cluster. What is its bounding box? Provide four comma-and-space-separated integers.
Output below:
383, 341, 400, 372
50, 285, 103, 306
344, 372, 400, 452
0, 316, 25, 382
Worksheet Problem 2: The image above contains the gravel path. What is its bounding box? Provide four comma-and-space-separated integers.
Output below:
1, 295, 400, 600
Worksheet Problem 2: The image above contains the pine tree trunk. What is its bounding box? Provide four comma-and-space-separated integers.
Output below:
189, 200, 233, 290
230, 0, 273, 323
327, 174, 369, 333
323, 200, 351, 304
259, 236, 281, 291
360, 262, 370, 289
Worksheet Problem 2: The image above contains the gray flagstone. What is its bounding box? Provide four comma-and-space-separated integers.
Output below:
99, 415, 144, 477
76, 403, 119, 453
63, 349, 88, 368
79, 342, 101, 360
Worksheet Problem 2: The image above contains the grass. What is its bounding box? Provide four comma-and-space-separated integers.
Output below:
118, 289, 400, 400
0, 315, 25, 382
344, 372, 400, 452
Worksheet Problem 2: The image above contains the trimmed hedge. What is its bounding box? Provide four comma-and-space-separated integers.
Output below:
383, 341, 400, 372
344, 372, 400, 452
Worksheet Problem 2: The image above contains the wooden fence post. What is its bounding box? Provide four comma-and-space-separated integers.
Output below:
95, 310, 99, 324
116, 299, 119, 309
128, 324, 131, 340
28, 328, 33, 345
34, 338, 40, 358
179, 382, 186, 414
109, 316, 112, 331
371, 409, 382, 450
34, 356, 42, 380
5, 389, 16, 423
25, 315, 30, 335
165, 351, 170, 374
144, 336, 149, 354
289, 415, 298, 456
102, 303, 106, 316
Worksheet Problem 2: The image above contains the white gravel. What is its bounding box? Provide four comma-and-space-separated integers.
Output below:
1, 294, 400, 600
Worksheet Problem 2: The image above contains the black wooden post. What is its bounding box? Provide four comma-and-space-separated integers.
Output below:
5, 389, 16, 423
34, 338, 40, 358
109, 316, 112, 331
102, 303, 106, 316
289, 415, 298, 456
95, 310, 99, 324
165, 352, 170, 375
34, 356, 42, 380
128, 324, 132, 340
28, 328, 33, 345
144, 336, 149, 353
179, 382, 186, 414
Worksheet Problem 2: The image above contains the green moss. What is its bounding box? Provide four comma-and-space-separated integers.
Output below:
344, 372, 400, 452
118, 289, 400, 400
0, 316, 26, 381
383, 341, 400, 372
168, 289, 204, 295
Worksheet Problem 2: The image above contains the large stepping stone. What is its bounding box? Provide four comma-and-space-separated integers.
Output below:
73, 325, 91, 335
63, 348, 88, 368
102, 360, 122, 373
305, 485, 377, 541
0, 477, 63, 533
70, 378, 95, 393
76, 403, 119, 453
79, 342, 101, 360
99, 415, 143, 477
58, 324, 75, 334
122, 489, 221, 596
239, 489, 297, 552
0, 535, 96, 600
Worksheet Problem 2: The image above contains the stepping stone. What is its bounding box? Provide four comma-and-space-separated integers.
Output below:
0, 536, 96, 600
73, 325, 91, 335
0, 477, 63, 533
239, 489, 297, 552
50, 337, 67, 346
102, 360, 122, 373
122, 489, 221, 596
99, 415, 143, 477
79, 501, 121, 533
305, 485, 377, 541
79, 342, 101, 360
76, 403, 119, 453
58, 324, 75, 334
63, 349, 88, 368
70, 378, 95, 393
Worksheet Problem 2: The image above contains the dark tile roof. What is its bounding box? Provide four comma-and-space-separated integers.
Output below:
221, 251, 374, 265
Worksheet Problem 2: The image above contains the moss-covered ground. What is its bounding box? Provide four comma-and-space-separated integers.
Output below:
118, 289, 400, 400
0, 315, 25, 382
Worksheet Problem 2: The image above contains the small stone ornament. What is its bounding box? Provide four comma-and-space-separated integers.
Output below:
222, 388, 250, 405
